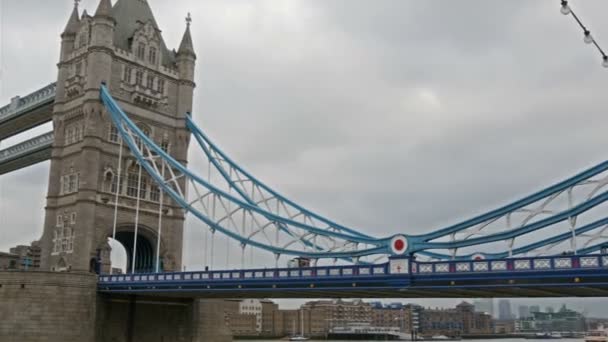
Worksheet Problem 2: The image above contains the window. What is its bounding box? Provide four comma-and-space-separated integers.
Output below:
61, 173, 79, 194
147, 74, 155, 89
137, 43, 146, 60
76, 61, 83, 76
68, 174, 79, 193
160, 140, 169, 153
127, 172, 139, 198
157, 78, 165, 94
53, 227, 74, 255
136, 70, 144, 86
108, 125, 119, 143
149, 47, 157, 64
57, 215, 64, 228
65, 124, 83, 145
70, 212, 77, 225
123, 66, 132, 83
79, 34, 87, 48
111, 172, 123, 194
150, 184, 160, 202
140, 176, 148, 199
65, 127, 74, 145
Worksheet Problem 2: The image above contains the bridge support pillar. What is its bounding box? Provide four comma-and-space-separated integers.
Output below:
191, 299, 233, 342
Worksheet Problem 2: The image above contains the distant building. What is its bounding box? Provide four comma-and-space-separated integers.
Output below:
494, 320, 516, 334
518, 305, 531, 319
516, 305, 585, 333
417, 302, 492, 337
240, 299, 263, 333
498, 300, 514, 320
0, 252, 19, 270
546, 306, 555, 313
8, 241, 41, 270
474, 299, 494, 316
371, 303, 409, 332
529, 306, 541, 314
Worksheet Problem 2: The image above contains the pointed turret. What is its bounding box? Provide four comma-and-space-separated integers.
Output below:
62, 1, 80, 37
95, 0, 114, 19
177, 14, 196, 58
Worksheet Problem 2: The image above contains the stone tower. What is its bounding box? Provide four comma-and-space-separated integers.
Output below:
39, 0, 196, 273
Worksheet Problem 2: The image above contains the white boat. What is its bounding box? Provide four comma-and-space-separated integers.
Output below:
328, 322, 410, 340
586, 328, 608, 342
289, 337, 310, 341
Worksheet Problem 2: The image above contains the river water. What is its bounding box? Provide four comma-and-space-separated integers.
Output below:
250, 339, 585, 342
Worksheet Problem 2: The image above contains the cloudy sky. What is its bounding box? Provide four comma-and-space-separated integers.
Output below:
1, 0, 608, 313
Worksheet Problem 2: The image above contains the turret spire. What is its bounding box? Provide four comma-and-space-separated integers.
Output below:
62, 0, 81, 36
177, 13, 196, 58
95, 0, 114, 19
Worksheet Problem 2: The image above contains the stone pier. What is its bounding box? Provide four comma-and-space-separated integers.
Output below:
0, 271, 233, 342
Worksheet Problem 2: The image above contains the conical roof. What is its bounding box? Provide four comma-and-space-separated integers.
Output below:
62, 4, 80, 36
111, 0, 174, 65
95, 0, 114, 18
177, 24, 196, 58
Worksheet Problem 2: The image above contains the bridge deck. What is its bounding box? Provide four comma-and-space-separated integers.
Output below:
98, 254, 608, 298
0, 83, 56, 140
0, 132, 53, 174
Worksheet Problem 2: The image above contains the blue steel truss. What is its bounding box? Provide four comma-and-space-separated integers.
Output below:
100, 85, 608, 263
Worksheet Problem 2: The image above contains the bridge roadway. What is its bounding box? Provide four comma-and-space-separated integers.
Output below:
0, 83, 56, 141
0, 132, 53, 174
98, 254, 608, 298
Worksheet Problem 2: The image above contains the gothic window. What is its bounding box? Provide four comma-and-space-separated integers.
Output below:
108, 124, 119, 143
61, 173, 80, 194
127, 172, 140, 198
70, 212, 77, 225
150, 184, 160, 202
65, 127, 75, 145
75, 61, 83, 76
123, 66, 132, 84
136, 70, 144, 86
65, 124, 83, 145
133, 123, 151, 150
160, 140, 169, 153
147, 74, 155, 89
140, 176, 148, 199
111, 172, 123, 194
149, 47, 157, 64
79, 34, 87, 48
103, 170, 114, 193
137, 43, 146, 60
56, 215, 64, 228
53, 227, 74, 255
157, 78, 165, 94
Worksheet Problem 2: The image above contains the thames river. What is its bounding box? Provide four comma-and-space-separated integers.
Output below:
251, 339, 585, 342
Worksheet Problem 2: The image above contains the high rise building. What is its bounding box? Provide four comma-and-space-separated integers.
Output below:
498, 299, 513, 320
518, 305, 531, 319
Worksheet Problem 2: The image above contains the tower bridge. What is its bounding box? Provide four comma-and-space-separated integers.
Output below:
1, 0, 608, 341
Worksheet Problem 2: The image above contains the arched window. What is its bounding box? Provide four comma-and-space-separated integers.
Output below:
136, 70, 144, 86
147, 74, 155, 89
157, 78, 165, 94
104, 169, 114, 193
149, 47, 157, 64
123, 66, 132, 84
137, 43, 146, 60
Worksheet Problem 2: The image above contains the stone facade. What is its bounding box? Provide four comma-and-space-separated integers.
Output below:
39, 0, 196, 274
0, 271, 98, 342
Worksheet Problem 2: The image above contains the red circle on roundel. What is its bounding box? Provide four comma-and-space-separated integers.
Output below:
394, 239, 405, 252
474, 256, 483, 261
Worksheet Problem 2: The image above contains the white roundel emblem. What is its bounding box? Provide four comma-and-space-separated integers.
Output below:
390, 235, 408, 255
472, 253, 485, 261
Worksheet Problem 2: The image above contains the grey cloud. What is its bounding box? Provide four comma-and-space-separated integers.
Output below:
2, 0, 608, 315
